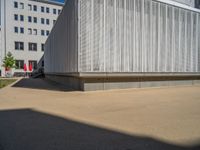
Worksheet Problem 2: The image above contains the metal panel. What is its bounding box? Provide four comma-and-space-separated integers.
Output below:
44, 0, 78, 73
79, 0, 200, 73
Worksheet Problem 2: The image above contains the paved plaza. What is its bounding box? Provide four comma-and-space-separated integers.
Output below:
0, 78, 200, 150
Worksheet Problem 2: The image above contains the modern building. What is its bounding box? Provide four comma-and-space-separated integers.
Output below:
173, 0, 195, 7
45, 0, 200, 91
0, 0, 63, 76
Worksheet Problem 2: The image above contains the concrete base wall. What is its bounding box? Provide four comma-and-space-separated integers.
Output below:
45, 74, 200, 91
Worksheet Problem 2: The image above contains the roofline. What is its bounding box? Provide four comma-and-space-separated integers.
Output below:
155, 0, 200, 13
30, 0, 64, 7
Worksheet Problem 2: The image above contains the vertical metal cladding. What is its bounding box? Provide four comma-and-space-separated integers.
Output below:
45, 0, 78, 73
79, 0, 200, 73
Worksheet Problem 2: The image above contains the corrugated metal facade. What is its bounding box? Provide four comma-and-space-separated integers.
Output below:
45, 0, 78, 73
45, 0, 200, 74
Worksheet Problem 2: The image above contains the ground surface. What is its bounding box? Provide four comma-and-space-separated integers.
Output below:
0, 79, 17, 89
0, 78, 200, 150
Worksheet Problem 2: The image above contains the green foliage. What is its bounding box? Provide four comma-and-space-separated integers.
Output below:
2, 52, 16, 70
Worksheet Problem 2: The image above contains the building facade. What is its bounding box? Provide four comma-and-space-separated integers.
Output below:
45, 0, 200, 91
195, 0, 200, 9
0, 0, 63, 76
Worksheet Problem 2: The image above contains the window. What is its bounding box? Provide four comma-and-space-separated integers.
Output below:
14, 27, 18, 33
46, 30, 49, 36
33, 29, 37, 35
14, 1, 18, 8
41, 6, 44, 12
42, 61, 44, 67
28, 4, 32, 11
15, 60, 24, 69
58, 9, 61, 14
20, 15, 24, 21
33, 5, 37, 11
41, 18, 45, 24
53, 20, 56, 25
41, 44, 45, 51
15, 42, 24, 50
33, 17, 37, 23
20, 3, 24, 9
46, 19, 49, 25
46, 7, 49, 13
28, 43, 37, 51
28, 28, 32, 35
29, 60, 37, 70
53, 9, 56, 14
20, 27, 24, 34
41, 30, 45, 36
28, 16, 32, 22
14, 14, 18, 21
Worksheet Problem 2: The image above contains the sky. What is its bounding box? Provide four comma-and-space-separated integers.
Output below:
53, 0, 65, 3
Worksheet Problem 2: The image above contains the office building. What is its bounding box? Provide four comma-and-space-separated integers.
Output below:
45, 0, 200, 91
0, 0, 63, 76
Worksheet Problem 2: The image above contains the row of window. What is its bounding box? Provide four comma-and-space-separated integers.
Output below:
16, 60, 38, 70
14, 27, 50, 36
14, 1, 61, 15
14, 14, 56, 25
15, 42, 45, 52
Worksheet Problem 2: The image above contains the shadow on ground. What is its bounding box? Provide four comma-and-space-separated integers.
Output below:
12, 78, 75, 92
0, 109, 199, 150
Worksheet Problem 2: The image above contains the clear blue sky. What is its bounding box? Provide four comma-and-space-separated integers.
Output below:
53, 0, 65, 3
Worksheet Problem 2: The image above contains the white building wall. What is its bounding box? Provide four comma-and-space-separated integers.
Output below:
0, 0, 63, 76
79, 0, 200, 73
45, 0, 200, 74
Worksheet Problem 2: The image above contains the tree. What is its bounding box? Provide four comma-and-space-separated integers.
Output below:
2, 52, 16, 70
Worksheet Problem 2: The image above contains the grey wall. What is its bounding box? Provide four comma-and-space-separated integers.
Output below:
79, 0, 200, 73
45, 0, 200, 75
45, 0, 78, 74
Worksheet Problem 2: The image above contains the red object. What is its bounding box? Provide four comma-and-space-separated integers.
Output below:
5, 67, 10, 71
29, 64, 33, 72
24, 64, 27, 72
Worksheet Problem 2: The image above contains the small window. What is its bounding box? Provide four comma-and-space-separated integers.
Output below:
28, 16, 32, 22
41, 30, 45, 36
58, 9, 61, 14
46, 30, 49, 36
33, 17, 37, 23
14, 1, 18, 8
46, 19, 49, 25
15, 42, 24, 50
42, 61, 44, 67
41, 18, 45, 24
53, 9, 56, 14
20, 3, 24, 9
20, 15, 24, 21
29, 43, 37, 51
33, 29, 37, 35
41, 6, 44, 12
15, 60, 24, 69
53, 20, 56, 25
41, 44, 45, 51
28, 28, 32, 35
28, 4, 32, 11
46, 7, 49, 13
14, 14, 18, 21
20, 27, 24, 34
14, 27, 18, 33
33, 5, 37, 11
29, 60, 37, 70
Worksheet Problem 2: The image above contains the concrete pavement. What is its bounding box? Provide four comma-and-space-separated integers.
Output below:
0, 78, 200, 150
